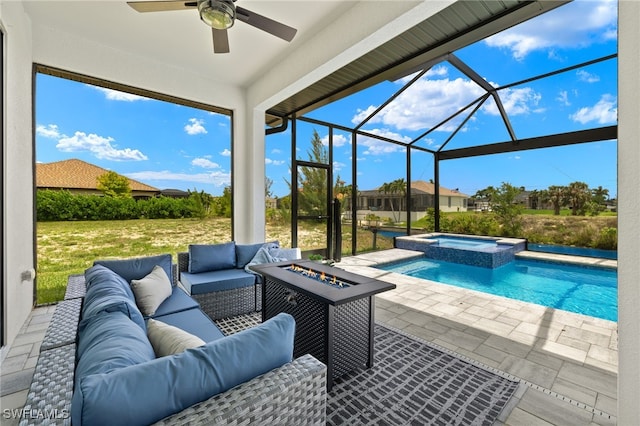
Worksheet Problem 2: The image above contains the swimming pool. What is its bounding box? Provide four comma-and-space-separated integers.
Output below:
379, 257, 617, 321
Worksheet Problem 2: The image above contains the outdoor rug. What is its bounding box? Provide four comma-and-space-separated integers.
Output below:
214, 314, 521, 426
326, 324, 520, 425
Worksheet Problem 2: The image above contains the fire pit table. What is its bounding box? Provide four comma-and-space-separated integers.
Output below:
250, 260, 396, 390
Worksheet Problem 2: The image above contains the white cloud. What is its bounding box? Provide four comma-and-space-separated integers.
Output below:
570, 94, 617, 124
36, 124, 61, 139
357, 129, 411, 155
484, 0, 617, 60
126, 170, 230, 187
320, 133, 350, 147
556, 91, 570, 106
271, 148, 283, 154
92, 86, 149, 102
484, 87, 543, 116
220, 149, 231, 157
56, 131, 147, 161
356, 76, 486, 132
577, 70, 600, 83
333, 161, 346, 172
191, 158, 220, 169
184, 118, 207, 135
265, 158, 286, 166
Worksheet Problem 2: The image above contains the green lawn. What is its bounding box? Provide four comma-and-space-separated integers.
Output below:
37, 213, 615, 305
36, 218, 396, 304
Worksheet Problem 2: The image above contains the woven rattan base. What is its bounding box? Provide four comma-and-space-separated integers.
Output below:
193, 286, 257, 320
20, 344, 75, 426
263, 277, 373, 390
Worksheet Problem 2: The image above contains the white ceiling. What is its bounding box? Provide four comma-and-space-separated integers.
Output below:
23, 0, 354, 88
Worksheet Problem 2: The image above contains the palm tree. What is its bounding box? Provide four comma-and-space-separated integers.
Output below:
566, 181, 590, 215
541, 185, 566, 215
380, 178, 407, 223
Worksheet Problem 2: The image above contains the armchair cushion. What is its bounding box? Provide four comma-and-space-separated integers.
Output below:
131, 265, 173, 316
189, 242, 236, 273
71, 313, 296, 426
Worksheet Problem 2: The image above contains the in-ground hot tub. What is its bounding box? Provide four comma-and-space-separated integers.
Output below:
394, 233, 526, 268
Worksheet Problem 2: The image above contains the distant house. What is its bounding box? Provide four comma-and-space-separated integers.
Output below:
352, 180, 469, 222
160, 189, 190, 199
36, 158, 159, 199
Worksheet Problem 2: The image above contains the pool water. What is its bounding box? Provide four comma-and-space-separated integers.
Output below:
379, 257, 617, 321
431, 237, 497, 250
527, 243, 617, 260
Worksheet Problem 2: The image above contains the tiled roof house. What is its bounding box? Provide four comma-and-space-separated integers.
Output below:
36, 158, 159, 198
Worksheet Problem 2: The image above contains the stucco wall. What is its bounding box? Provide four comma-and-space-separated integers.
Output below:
617, 0, 640, 422
1, 0, 36, 346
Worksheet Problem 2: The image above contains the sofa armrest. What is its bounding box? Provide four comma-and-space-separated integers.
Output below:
178, 251, 189, 274
153, 354, 327, 425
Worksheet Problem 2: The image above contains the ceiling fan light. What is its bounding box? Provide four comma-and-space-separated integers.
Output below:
198, 0, 235, 30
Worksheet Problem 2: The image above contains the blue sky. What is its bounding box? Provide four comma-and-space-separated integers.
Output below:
36, 0, 617, 199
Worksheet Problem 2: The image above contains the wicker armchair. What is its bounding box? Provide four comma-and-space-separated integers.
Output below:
178, 251, 261, 320
19, 274, 327, 426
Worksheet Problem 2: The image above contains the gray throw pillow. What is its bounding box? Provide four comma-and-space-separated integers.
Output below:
146, 318, 205, 357
130, 265, 173, 316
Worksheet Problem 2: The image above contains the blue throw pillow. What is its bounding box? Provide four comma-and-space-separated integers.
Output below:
83, 265, 145, 330
71, 313, 295, 426
94, 254, 173, 286
189, 242, 236, 273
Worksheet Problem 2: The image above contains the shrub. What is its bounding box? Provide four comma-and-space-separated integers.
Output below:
595, 227, 617, 250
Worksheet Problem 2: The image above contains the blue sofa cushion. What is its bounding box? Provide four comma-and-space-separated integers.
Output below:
94, 254, 173, 286
235, 241, 278, 269
71, 313, 295, 426
153, 307, 225, 343
83, 265, 145, 331
180, 269, 256, 295
150, 285, 200, 318
189, 241, 236, 274
75, 309, 155, 378
189, 242, 236, 273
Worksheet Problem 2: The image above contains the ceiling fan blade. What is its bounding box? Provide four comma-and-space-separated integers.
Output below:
212, 28, 230, 54
236, 6, 297, 42
127, 1, 197, 13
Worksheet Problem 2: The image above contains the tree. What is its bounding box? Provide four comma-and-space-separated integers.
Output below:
566, 181, 591, 216
540, 185, 566, 215
487, 182, 523, 236
265, 177, 274, 198
188, 188, 214, 218
379, 178, 406, 222
590, 186, 609, 215
96, 171, 131, 198
295, 129, 328, 216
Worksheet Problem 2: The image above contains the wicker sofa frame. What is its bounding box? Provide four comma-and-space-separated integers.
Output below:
178, 251, 262, 320
19, 274, 327, 425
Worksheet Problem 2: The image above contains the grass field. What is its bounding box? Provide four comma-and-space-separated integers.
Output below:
36, 213, 614, 305
36, 218, 395, 304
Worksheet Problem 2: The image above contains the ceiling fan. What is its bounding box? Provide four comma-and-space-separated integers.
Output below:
127, 0, 297, 54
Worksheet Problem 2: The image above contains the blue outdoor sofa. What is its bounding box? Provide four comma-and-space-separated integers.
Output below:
20, 253, 326, 426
